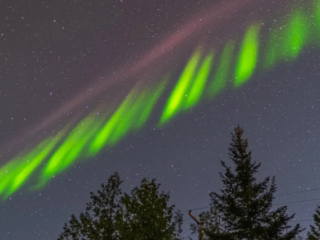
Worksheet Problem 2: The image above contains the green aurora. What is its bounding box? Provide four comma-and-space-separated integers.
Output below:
160, 50, 202, 125
0, 1, 318, 200
235, 24, 260, 87
0, 134, 64, 198
265, 10, 309, 69
208, 41, 234, 97
90, 79, 167, 156
38, 115, 103, 188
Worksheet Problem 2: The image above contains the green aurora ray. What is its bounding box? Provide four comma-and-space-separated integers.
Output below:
184, 53, 214, 110
89, 79, 167, 156
38, 115, 104, 187
265, 10, 309, 69
235, 24, 260, 87
208, 41, 235, 97
160, 50, 202, 125
316, 0, 320, 35
0, 134, 63, 199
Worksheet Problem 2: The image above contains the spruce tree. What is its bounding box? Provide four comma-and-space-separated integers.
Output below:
307, 204, 320, 240
202, 126, 303, 240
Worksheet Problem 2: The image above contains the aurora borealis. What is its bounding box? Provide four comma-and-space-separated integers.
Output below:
2, 0, 320, 239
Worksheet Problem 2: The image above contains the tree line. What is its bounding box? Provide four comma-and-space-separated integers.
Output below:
58, 126, 320, 240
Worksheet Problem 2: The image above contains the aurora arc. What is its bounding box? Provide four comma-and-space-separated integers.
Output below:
0, 2, 319, 200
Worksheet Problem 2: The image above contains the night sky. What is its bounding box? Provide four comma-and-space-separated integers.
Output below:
1, 0, 320, 239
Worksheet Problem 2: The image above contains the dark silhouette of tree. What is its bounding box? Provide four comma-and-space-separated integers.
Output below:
196, 126, 303, 240
190, 198, 230, 240
58, 172, 123, 240
58, 173, 183, 240
293, 236, 304, 240
307, 204, 320, 240
118, 178, 183, 240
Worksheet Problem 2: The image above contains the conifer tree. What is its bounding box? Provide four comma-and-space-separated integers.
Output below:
307, 204, 320, 240
201, 125, 303, 240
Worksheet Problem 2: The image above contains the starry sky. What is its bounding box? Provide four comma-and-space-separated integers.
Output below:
1, 0, 320, 239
